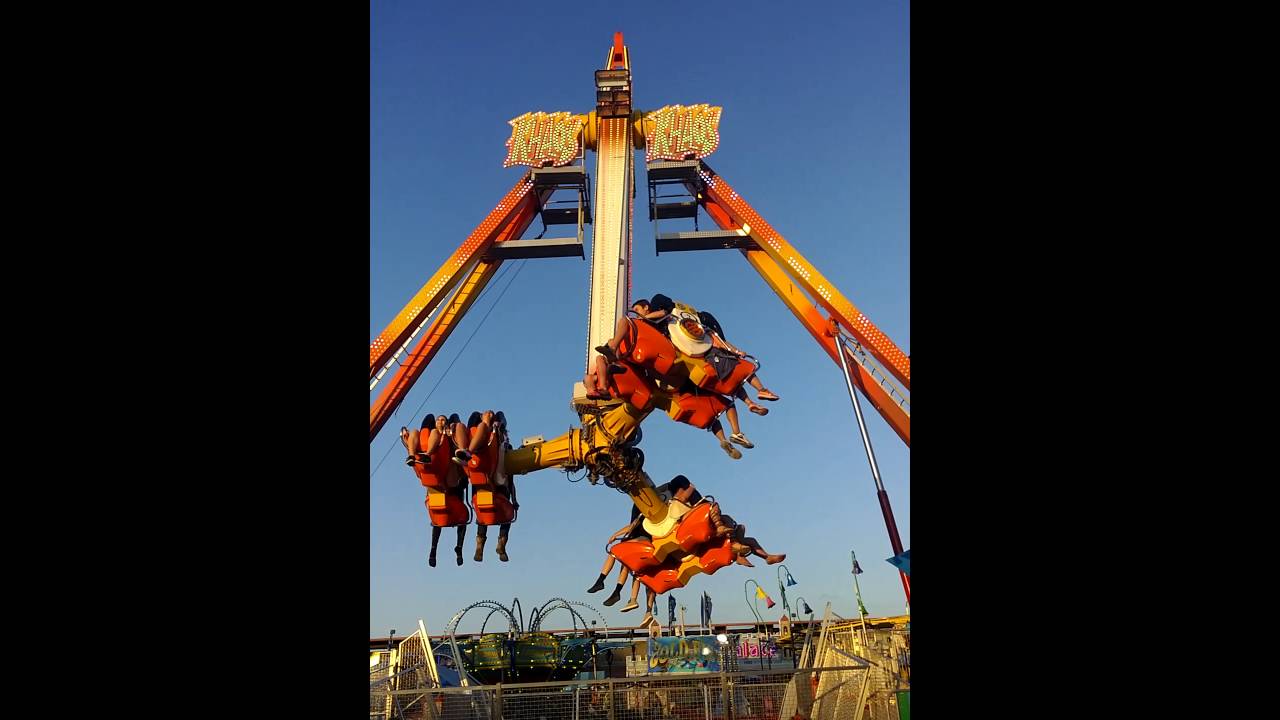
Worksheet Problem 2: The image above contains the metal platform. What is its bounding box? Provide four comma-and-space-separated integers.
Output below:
645, 159, 702, 183
655, 230, 760, 254
488, 237, 585, 260
650, 200, 697, 220
531, 165, 587, 187
531, 167, 592, 224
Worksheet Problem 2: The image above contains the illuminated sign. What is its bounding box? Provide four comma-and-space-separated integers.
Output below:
503, 111, 584, 168
645, 104, 723, 162
647, 636, 721, 673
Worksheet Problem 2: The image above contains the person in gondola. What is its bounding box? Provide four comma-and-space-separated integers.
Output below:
696, 309, 779, 450
666, 475, 786, 567
585, 296, 675, 399
401, 413, 469, 567
707, 505, 785, 567
616, 475, 703, 626
452, 410, 518, 563
589, 509, 647, 606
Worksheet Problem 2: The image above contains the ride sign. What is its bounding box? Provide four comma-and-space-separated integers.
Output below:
646, 636, 721, 674
503, 111, 584, 168
644, 104, 723, 163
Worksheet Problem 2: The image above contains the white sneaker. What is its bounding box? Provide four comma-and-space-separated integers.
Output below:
730, 432, 754, 449
619, 600, 639, 612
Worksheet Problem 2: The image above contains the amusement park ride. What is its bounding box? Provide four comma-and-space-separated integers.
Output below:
371, 34, 910, 612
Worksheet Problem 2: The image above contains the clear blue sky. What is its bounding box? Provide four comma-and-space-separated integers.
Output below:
371, 0, 909, 638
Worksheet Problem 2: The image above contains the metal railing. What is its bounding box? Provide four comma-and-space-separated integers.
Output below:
373, 664, 890, 720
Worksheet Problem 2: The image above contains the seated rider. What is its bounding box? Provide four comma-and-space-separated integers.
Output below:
595, 294, 676, 363
695, 309, 780, 451
661, 474, 786, 568
455, 410, 517, 562
589, 474, 699, 622
617, 475, 703, 627
706, 504, 785, 567
586, 295, 676, 399
401, 413, 468, 567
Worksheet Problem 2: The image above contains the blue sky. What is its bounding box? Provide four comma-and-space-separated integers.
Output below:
371, 0, 908, 637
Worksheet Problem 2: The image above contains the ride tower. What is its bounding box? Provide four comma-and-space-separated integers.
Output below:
370, 33, 910, 601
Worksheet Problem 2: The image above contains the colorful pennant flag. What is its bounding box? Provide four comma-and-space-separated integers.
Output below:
886, 549, 911, 577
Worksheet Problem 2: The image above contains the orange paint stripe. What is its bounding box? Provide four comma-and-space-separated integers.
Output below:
370, 193, 543, 441
742, 249, 909, 447
699, 163, 910, 390
370, 176, 534, 378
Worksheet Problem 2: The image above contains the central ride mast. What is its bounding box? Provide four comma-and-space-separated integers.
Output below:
574, 32, 635, 407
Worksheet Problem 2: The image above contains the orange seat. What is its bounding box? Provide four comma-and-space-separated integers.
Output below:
697, 356, 757, 396
674, 503, 716, 553
462, 428, 516, 526
610, 538, 663, 574
667, 392, 730, 429
636, 564, 686, 594
465, 438, 500, 486
426, 490, 469, 527
473, 489, 515, 526
414, 438, 456, 491
617, 318, 678, 377
698, 537, 735, 575
606, 362, 657, 409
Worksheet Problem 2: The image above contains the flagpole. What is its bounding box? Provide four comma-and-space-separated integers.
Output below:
835, 332, 910, 604
852, 550, 870, 649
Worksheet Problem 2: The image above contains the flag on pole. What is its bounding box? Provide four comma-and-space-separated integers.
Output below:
853, 560, 864, 575
668, 594, 677, 626
701, 592, 713, 627
886, 549, 911, 576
